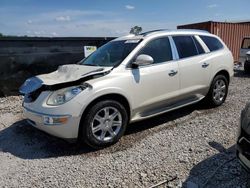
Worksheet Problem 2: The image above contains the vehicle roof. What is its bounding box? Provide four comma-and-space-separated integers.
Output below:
114, 29, 213, 41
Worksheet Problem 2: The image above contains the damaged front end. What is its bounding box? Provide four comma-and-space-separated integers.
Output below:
19, 77, 44, 103
19, 64, 112, 103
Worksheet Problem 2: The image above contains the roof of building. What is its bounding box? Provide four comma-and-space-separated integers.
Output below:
178, 20, 250, 27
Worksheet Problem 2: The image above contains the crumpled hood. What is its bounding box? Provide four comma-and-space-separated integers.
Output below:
37, 64, 107, 85
19, 64, 112, 94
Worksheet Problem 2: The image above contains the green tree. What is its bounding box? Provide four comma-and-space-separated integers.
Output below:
129, 26, 142, 35
0, 33, 3, 37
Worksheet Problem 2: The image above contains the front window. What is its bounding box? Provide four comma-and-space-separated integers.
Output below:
136, 37, 173, 64
80, 40, 141, 67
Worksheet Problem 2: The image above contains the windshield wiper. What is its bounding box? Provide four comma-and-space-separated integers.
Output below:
81, 68, 105, 76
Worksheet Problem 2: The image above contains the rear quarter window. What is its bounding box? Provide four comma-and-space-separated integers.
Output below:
200, 35, 224, 52
242, 38, 250, 49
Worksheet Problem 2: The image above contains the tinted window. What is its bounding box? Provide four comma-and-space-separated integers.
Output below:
173, 36, 198, 58
192, 37, 205, 54
242, 38, 250, 49
200, 35, 223, 51
138, 37, 172, 64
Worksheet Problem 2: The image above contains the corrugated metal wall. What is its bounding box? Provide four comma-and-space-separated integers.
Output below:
211, 22, 250, 61
177, 22, 211, 32
178, 21, 250, 61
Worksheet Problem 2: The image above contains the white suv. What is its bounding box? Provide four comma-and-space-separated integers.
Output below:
20, 29, 234, 148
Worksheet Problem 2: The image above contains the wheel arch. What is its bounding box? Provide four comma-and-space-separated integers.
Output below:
78, 93, 131, 139
214, 69, 230, 83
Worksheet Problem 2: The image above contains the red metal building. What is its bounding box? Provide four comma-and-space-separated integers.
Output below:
177, 21, 250, 62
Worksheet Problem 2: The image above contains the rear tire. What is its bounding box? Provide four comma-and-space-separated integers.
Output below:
81, 100, 128, 149
204, 74, 229, 107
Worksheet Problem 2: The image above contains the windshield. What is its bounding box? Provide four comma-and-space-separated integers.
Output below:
80, 40, 141, 67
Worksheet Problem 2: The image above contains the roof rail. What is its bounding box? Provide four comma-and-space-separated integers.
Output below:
177, 29, 210, 33
139, 29, 210, 37
140, 29, 169, 36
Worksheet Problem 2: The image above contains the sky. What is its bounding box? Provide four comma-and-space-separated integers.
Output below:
0, 0, 249, 37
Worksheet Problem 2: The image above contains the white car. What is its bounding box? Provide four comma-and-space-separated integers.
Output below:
20, 29, 234, 148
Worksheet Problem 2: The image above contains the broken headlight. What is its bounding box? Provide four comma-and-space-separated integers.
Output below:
47, 84, 89, 105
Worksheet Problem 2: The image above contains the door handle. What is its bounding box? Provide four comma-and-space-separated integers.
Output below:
168, 70, 178, 76
202, 62, 209, 68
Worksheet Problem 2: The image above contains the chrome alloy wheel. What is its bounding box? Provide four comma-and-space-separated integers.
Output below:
213, 79, 226, 103
91, 107, 122, 141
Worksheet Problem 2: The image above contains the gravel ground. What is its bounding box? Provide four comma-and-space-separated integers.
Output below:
0, 69, 250, 188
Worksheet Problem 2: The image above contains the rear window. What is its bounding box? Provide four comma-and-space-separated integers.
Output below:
200, 36, 224, 52
242, 38, 250, 49
173, 36, 198, 58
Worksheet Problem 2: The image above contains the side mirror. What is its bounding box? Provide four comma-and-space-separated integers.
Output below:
132, 54, 154, 68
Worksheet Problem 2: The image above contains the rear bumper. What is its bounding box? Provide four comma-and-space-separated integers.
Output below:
23, 107, 81, 139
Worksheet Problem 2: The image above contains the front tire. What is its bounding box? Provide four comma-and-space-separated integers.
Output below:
205, 74, 229, 107
81, 100, 128, 149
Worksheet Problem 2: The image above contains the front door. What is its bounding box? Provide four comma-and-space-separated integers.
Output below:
128, 37, 180, 118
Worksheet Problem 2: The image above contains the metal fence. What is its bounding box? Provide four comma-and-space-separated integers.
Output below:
0, 37, 115, 96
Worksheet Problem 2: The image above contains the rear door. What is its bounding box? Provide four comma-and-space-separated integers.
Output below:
172, 35, 210, 100
239, 37, 250, 63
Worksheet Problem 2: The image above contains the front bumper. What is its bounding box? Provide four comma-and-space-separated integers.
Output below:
23, 100, 81, 140
22, 90, 88, 139
237, 128, 250, 172
23, 90, 95, 140
23, 106, 81, 140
